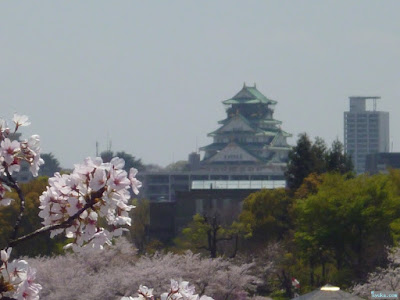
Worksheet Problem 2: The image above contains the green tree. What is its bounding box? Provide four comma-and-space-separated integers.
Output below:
38, 153, 61, 177
165, 160, 190, 171
311, 137, 328, 173
239, 188, 294, 244
129, 198, 150, 254
294, 172, 323, 199
286, 134, 354, 191
285, 133, 327, 191
295, 173, 400, 285
0, 177, 66, 256
326, 139, 353, 174
175, 213, 235, 258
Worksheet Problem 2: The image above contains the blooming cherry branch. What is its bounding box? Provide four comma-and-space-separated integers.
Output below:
38, 156, 141, 251
0, 114, 216, 300
121, 280, 214, 300
0, 114, 141, 299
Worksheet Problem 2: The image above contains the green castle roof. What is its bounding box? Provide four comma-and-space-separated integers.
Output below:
223, 84, 277, 105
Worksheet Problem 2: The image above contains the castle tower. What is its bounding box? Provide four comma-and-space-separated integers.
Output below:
200, 84, 292, 176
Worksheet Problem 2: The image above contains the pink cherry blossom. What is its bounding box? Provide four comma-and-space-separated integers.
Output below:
38, 156, 139, 250
108, 169, 131, 191
1, 247, 12, 263
89, 168, 107, 191
1, 138, 20, 165
0, 247, 42, 300
129, 168, 142, 195
7, 259, 29, 284
29, 154, 44, 177
159, 279, 207, 300
0, 118, 7, 130
12, 114, 31, 128
15, 267, 42, 300
110, 157, 125, 169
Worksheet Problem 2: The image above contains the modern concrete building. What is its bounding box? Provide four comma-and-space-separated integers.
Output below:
344, 96, 389, 174
138, 170, 285, 202
365, 152, 400, 174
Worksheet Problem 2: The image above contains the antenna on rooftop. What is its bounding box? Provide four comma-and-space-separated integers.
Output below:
106, 133, 112, 152
96, 141, 99, 157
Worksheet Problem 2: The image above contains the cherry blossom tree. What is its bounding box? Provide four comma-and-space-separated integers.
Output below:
352, 247, 400, 299
27, 238, 257, 300
0, 114, 217, 300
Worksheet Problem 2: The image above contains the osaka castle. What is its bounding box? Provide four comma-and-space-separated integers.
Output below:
199, 83, 292, 177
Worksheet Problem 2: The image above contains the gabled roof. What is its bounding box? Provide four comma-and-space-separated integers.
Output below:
208, 114, 255, 137
223, 84, 277, 105
204, 142, 262, 164
199, 142, 225, 152
265, 131, 291, 150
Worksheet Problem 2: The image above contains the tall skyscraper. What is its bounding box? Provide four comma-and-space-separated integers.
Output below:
344, 96, 389, 173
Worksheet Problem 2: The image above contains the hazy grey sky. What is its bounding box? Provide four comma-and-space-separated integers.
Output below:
1, 1, 399, 168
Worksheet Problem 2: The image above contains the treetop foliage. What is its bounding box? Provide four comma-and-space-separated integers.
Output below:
285, 133, 353, 191
294, 172, 400, 284
239, 188, 293, 244
101, 150, 145, 171
37, 153, 61, 177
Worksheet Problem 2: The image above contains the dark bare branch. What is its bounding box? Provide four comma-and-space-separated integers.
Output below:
2, 162, 26, 246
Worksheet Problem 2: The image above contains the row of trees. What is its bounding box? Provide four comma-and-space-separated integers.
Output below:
2, 132, 396, 298
42, 150, 183, 174
178, 174, 400, 296
176, 134, 354, 255
28, 238, 258, 300
174, 134, 400, 298
285, 133, 353, 190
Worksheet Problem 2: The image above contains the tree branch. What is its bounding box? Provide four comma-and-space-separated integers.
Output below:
8, 186, 106, 248
196, 246, 210, 251
8, 203, 90, 247
216, 236, 233, 242
2, 163, 26, 247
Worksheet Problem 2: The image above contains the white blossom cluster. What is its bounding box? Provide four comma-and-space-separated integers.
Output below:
38, 156, 142, 251
0, 114, 221, 300
352, 247, 400, 298
0, 114, 44, 206
122, 280, 214, 300
1, 248, 42, 300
